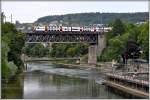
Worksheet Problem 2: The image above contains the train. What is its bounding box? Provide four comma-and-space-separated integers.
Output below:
32, 25, 112, 32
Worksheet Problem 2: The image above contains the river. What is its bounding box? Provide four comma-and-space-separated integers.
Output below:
2, 61, 124, 99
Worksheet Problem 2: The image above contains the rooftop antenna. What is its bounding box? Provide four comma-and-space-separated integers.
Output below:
101, 10, 104, 33
11, 14, 13, 23
4, 15, 6, 23
101, 11, 103, 26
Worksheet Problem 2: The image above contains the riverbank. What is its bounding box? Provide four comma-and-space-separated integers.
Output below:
2, 62, 24, 84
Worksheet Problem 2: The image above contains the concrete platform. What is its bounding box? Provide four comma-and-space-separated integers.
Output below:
104, 80, 149, 99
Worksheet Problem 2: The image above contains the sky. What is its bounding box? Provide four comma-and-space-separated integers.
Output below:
2, 1, 149, 23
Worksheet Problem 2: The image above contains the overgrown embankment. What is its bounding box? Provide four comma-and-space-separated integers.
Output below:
2, 22, 25, 82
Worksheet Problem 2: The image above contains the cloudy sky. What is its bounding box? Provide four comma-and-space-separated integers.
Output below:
2, 1, 149, 23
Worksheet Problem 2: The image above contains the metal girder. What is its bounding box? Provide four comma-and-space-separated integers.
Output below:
25, 31, 102, 44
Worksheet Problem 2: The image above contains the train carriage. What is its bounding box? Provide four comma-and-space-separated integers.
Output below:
32, 25, 112, 33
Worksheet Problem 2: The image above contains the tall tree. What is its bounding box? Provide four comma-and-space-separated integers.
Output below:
137, 22, 149, 60
112, 19, 125, 36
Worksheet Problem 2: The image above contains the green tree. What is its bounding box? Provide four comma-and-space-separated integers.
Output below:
2, 22, 17, 37
1, 41, 10, 79
66, 48, 76, 57
2, 22, 25, 80
8, 32, 25, 69
23, 43, 50, 57
112, 19, 125, 36
137, 22, 149, 60
99, 21, 149, 62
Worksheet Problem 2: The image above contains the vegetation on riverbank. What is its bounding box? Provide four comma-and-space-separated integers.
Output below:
22, 43, 50, 57
98, 19, 149, 62
23, 43, 88, 58
2, 22, 25, 81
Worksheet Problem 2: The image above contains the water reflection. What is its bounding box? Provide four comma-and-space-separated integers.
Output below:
26, 62, 105, 84
2, 62, 124, 99
2, 74, 24, 99
23, 71, 123, 99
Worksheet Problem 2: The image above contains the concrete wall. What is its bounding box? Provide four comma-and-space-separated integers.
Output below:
97, 34, 106, 55
88, 34, 106, 65
88, 45, 97, 64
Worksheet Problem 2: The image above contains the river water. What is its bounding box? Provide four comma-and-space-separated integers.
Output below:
2, 62, 124, 99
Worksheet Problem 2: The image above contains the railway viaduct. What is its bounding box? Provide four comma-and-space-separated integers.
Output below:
25, 31, 107, 65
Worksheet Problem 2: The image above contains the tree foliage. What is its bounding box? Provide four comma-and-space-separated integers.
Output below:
50, 43, 88, 57
1, 41, 10, 79
23, 43, 50, 57
35, 12, 148, 26
2, 22, 25, 80
23, 43, 88, 58
112, 19, 125, 35
99, 19, 149, 62
137, 21, 149, 60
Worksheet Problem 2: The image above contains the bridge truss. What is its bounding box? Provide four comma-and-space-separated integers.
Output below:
25, 31, 104, 44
